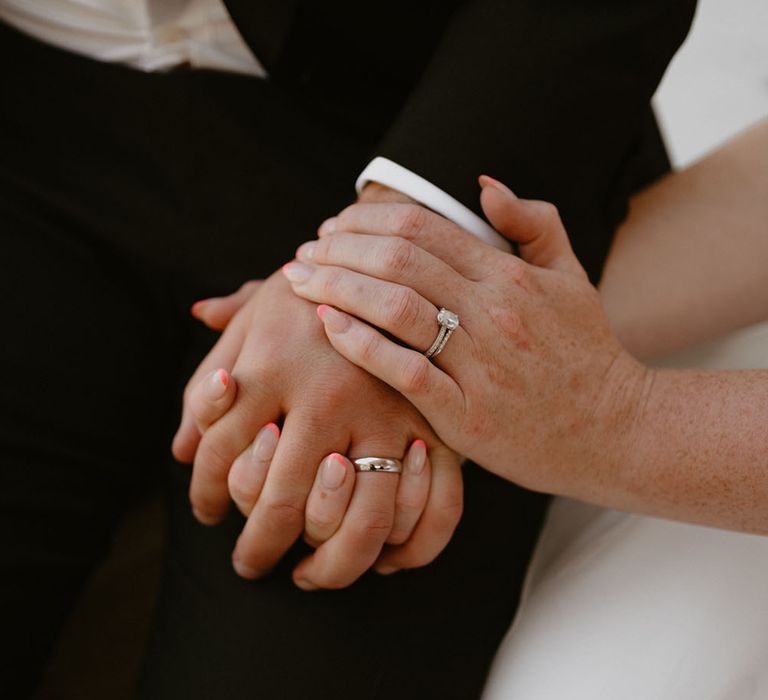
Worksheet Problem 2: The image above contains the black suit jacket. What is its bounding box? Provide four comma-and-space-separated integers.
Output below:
223, 0, 697, 281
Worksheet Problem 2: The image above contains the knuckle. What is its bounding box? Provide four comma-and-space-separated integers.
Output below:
434, 496, 464, 532
537, 200, 561, 222
399, 354, 431, 394
381, 238, 416, 276
320, 266, 345, 297
357, 329, 382, 364
498, 254, 526, 284
395, 492, 424, 515
261, 496, 305, 532
305, 509, 336, 535
384, 287, 420, 329
489, 304, 523, 339
314, 232, 336, 262
353, 509, 394, 541
335, 203, 358, 229
195, 435, 232, 480
240, 279, 260, 294
394, 204, 427, 239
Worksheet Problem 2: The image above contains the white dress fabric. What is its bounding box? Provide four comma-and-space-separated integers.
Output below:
482, 321, 768, 700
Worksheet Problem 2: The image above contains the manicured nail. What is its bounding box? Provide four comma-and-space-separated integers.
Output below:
478, 174, 516, 198
252, 423, 280, 462
232, 556, 260, 580
205, 369, 229, 400
375, 565, 398, 576
407, 439, 427, 475
190, 299, 210, 317
316, 305, 350, 333
320, 453, 347, 490
281, 262, 313, 283
318, 217, 337, 237
294, 577, 319, 591
296, 240, 317, 261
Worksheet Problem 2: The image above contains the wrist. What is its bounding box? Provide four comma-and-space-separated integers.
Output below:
576, 351, 656, 506
356, 182, 416, 205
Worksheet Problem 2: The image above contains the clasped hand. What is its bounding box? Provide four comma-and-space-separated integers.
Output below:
172, 269, 463, 590
283, 177, 647, 500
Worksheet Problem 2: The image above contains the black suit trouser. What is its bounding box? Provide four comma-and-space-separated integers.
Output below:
0, 25, 551, 699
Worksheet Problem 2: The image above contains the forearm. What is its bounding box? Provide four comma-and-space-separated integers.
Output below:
601, 367, 768, 534
600, 119, 768, 360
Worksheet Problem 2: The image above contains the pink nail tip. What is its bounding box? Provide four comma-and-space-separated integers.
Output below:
216, 369, 229, 387
190, 299, 208, 315
330, 453, 347, 466
317, 304, 332, 320
265, 422, 280, 437
412, 439, 427, 449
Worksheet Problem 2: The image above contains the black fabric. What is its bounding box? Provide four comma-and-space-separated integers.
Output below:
370, 0, 697, 281
224, 0, 696, 282
0, 0, 692, 695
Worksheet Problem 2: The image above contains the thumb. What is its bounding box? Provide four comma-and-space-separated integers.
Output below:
479, 176, 585, 277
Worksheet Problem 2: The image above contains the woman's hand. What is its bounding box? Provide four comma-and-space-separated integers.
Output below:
182, 366, 438, 583
173, 274, 463, 587
283, 179, 649, 498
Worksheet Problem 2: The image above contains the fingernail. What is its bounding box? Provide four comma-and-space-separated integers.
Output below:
478, 174, 516, 198
232, 556, 260, 580
190, 299, 210, 317
407, 439, 427, 476
317, 305, 350, 333
281, 262, 313, 283
294, 577, 319, 591
296, 240, 317, 261
252, 423, 280, 462
320, 453, 347, 490
205, 369, 229, 400
375, 565, 398, 576
318, 217, 337, 237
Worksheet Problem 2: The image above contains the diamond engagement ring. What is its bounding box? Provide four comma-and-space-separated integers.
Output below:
352, 457, 403, 474
424, 307, 459, 359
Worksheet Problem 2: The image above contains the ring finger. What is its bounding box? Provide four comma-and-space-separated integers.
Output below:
282, 263, 469, 361
292, 468, 399, 591
292, 439, 405, 590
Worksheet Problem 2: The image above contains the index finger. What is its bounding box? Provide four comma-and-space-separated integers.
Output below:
172, 311, 249, 463
321, 203, 497, 280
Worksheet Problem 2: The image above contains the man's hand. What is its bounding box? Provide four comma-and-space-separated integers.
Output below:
173, 271, 463, 588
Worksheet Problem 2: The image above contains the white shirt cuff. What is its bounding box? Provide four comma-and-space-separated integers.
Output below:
355, 157, 512, 252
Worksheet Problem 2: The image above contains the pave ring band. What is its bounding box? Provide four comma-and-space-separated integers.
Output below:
352, 457, 403, 474
424, 307, 460, 359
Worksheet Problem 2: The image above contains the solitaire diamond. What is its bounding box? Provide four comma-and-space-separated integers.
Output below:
437, 308, 460, 330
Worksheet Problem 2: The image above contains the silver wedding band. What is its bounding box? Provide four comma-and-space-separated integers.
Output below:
353, 457, 403, 474
424, 307, 460, 359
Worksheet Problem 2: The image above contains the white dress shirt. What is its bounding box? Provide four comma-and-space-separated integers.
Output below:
0, 0, 266, 76
0, 0, 508, 247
